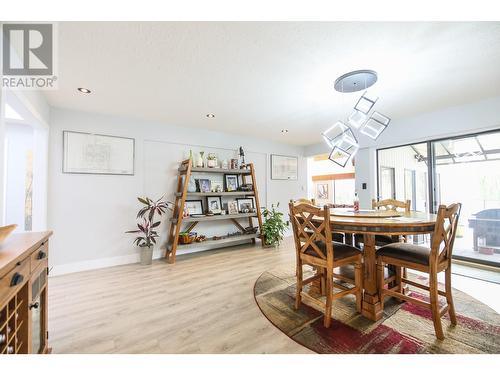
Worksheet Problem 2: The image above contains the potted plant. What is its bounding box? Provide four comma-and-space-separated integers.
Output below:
207, 152, 218, 168
261, 203, 288, 248
126, 196, 171, 265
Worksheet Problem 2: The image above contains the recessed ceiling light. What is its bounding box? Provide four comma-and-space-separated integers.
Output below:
281, 129, 289, 134
206, 114, 215, 118
77, 87, 91, 94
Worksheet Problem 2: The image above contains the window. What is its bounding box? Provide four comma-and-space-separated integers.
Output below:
379, 167, 395, 200
376, 129, 500, 268
377, 142, 428, 208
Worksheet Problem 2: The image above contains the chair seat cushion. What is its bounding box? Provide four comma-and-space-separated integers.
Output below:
354, 233, 398, 246
304, 241, 361, 261
377, 242, 431, 266
333, 232, 344, 243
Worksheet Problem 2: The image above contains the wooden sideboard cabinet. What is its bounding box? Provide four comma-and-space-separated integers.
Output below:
0, 231, 53, 354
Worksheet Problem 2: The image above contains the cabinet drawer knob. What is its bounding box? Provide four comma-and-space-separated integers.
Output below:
37, 251, 47, 260
10, 272, 24, 287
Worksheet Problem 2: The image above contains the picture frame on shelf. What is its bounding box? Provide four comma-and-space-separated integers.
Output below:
185, 200, 203, 216
207, 196, 222, 214
210, 179, 223, 193
236, 198, 254, 213
227, 200, 239, 215
224, 174, 239, 192
197, 178, 212, 193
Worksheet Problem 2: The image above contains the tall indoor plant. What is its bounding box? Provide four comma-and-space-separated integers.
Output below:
126, 196, 171, 265
262, 203, 288, 247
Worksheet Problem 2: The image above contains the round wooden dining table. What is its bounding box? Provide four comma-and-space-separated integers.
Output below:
318, 209, 438, 321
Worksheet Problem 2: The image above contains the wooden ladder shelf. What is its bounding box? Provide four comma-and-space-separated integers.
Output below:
165, 158, 263, 263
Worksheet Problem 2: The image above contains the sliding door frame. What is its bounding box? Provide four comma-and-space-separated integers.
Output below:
376, 127, 500, 268
376, 127, 500, 214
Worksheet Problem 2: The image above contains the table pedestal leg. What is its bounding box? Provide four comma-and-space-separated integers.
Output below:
361, 234, 384, 321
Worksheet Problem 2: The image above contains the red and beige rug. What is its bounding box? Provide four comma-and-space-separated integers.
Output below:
254, 267, 500, 354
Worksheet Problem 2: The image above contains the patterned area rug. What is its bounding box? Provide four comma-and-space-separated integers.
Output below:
254, 267, 500, 354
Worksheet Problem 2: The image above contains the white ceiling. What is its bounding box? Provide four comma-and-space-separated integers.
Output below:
44, 22, 500, 146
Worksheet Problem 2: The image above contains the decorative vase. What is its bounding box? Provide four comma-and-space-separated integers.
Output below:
222, 159, 229, 169
196, 152, 204, 167
207, 153, 217, 168
140, 246, 154, 265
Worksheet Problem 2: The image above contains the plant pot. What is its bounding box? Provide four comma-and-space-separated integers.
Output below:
140, 246, 154, 265
263, 239, 279, 248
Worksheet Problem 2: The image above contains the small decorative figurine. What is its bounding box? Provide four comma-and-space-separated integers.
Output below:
238, 146, 246, 169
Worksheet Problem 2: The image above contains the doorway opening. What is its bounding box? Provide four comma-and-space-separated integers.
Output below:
2, 92, 48, 232
307, 153, 355, 207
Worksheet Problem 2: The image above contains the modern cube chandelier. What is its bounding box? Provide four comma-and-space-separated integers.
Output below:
322, 70, 391, 167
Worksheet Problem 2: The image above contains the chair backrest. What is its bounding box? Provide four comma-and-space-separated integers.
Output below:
289, 201, 333, 261
293, 198, 316, 206
372, 198, 411, 212
430, 203, 462, 265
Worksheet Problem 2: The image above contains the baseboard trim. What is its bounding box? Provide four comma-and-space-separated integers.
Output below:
49, 249, 164, 276
50, 232, 294, 276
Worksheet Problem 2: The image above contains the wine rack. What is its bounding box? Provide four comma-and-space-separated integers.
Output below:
0, 231, 52, 354
0, 285, 28, 354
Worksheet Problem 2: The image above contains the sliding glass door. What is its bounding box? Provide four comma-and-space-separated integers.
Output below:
431, 131, 500, 266
377, 142, 429, 211
377, 129, 500, 267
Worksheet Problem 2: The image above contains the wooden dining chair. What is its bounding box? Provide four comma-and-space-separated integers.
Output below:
376, 203, 462, 340
291, 199, 346, 243
289, 201, 363, 328
294, 198, 316, 205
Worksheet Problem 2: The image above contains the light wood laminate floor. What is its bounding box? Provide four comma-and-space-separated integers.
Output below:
48, 238, 312, 353
48, 237, 500, 353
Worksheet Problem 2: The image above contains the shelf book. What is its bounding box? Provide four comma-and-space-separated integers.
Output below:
165, 159, 263, 263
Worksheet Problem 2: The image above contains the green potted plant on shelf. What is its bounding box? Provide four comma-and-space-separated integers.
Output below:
126, 196, 172, 265
262, 203, 288, 248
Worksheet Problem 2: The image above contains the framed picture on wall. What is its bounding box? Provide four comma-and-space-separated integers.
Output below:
316, 183, 329, 200
62, 131, 135, 175
271, 154, 298, 180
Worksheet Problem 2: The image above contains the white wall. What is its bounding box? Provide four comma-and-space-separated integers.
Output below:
48, 108, 307, 274
305, 96, 500, 208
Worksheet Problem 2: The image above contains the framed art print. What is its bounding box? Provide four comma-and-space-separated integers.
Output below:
207, 196, 222, 214
224, 174, 239, 192
63, 131, 135, 175
185, 200, 203, 216
236, 198, 254, 213
271, 154, 298, 180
